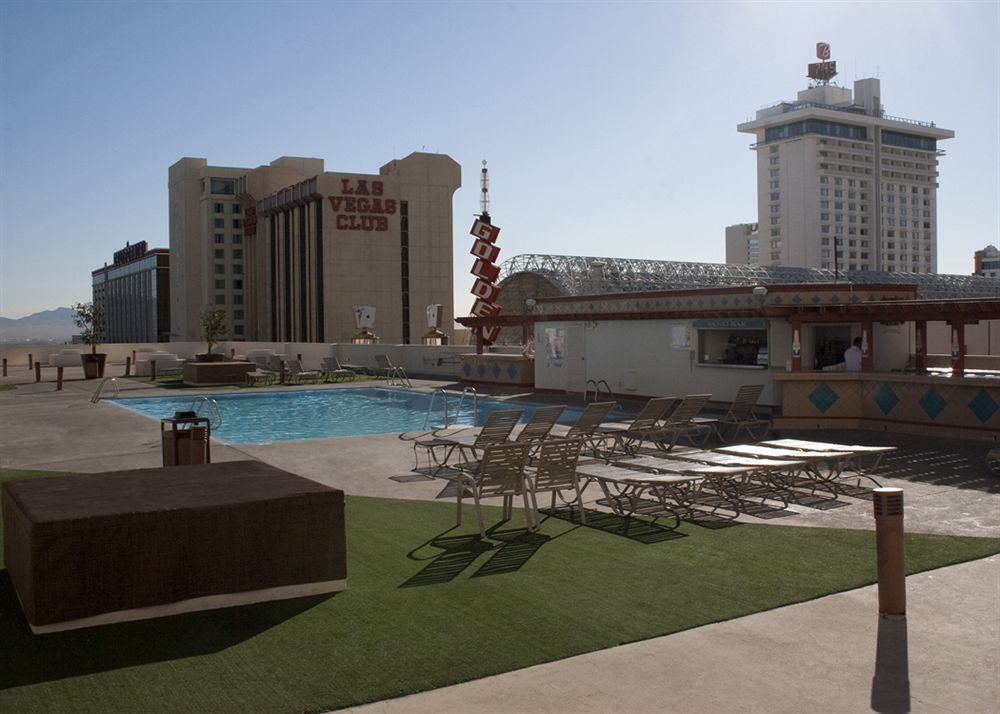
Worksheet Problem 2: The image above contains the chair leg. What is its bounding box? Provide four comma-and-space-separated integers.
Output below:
574, 482, 587, 525
522, 490, 537, 532
473, 492, 486, 537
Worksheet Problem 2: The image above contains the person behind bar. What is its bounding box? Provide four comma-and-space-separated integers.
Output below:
844, 336, 863, 372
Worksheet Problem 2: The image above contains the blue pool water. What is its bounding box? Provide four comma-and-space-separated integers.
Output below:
113, 388, 585, 444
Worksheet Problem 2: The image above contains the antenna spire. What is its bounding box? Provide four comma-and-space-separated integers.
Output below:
479, 160, 491, 223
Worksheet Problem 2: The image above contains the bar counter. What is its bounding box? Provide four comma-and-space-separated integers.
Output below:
773, 371, 1000, 440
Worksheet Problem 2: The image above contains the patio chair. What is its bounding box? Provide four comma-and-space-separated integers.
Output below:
524, 437, 587, 524
455, 441, 533, 537
553, 401, 616, 457
412, 408, 524, 476
514, 405, 566, 452
715, 384, 769, 441
647, 394, 715, 451
284, 358, 322, 384
321, 357, 354, 382
596, 396, 679, 457
375, 354, 411, 386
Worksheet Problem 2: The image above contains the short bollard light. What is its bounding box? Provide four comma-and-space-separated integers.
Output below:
873, 487, 906, 616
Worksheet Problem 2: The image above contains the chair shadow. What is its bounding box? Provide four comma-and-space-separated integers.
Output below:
0, 569, 334, 689
543, 506, 689, 543
870, 615, 910, 714
401, 525, 551, 586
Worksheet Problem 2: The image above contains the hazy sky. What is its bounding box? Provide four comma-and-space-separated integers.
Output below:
1, 1, 997, 320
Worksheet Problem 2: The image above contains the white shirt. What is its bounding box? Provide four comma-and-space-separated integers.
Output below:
844, 345, 863, 371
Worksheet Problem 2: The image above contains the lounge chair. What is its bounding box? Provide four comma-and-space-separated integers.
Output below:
575, 459, 745, 521
524, 437, 586, 523
646, 394, 716, 451
514, 405, 566, 452
715, 385, 769, 442
244, 369, 275, 387
552, 401, 616, 456
709, 443, 861, 493
596, 396, 679, 457
375, 354, 410, 386
412, 409, 524, 476
284, 358, 322, 384
455, 441, 533, 537
754, 438, 894, 487
321, 357, 354, 382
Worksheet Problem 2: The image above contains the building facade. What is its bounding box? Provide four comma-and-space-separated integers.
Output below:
168, 153, 460, 344
974, 245, 1000, 278
724, 223, 760, 265
737, 67, 953, 274
92, 241, 171, 343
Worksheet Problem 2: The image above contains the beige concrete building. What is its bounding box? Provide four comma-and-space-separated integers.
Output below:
724, 223, 759, 265
168, 153, 460, 344
974, 245, 1000, 278
737, 76, 953, 274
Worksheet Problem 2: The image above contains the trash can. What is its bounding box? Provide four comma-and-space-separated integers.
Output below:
161, 412, 212, 466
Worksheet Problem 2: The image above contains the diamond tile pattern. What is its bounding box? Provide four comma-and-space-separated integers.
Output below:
808, 383, 839, 413
507, 364, 518, 379
918, 387, 947, 420
968, 390, 999, 424
874, 384, 900, 415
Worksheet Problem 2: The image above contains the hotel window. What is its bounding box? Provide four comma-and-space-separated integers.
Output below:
214, 218, 224, 228
215, 295, 225, 305
232, 204, 242, 214
215, 279, 225, 289
821, 225, 830, 233
214, 249, 224, 259
214, 234, 225, 244
770, 205, 780, 213
214, 264, 225, 274
769, 169, 779, 177
233, 325, 244, 336
232, 234, 243, 244
770, 217, 779, 225
821, 237, 830, 245
233, 264, 243, 275
820, 188, 829, 196
233, 279, 243, 290
835, 178, 842, 185
233, 249, 243, 259
232, 219, 242, 229
209, 178, 235, 195
234, 310, 244, 320
770, 192, 779, 201
770, 228, 780, 237
234, 295, 243, 305
769, 157, 779, 165
214, 203, 224, 213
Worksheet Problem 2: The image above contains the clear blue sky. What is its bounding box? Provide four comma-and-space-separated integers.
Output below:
1, 1, 997, 320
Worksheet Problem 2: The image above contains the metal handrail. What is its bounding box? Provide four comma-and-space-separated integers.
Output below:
91, 377, 119, 403
424, 389, 449, 430
456, 386, 478, 426
192, 396, 223, 427
585, 379, 613, 403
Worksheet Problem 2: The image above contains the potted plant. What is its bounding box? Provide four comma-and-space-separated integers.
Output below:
72, 301, 108, 379
197, 308, 228, 362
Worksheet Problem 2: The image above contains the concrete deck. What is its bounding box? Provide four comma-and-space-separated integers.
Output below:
1, 363, 998, 713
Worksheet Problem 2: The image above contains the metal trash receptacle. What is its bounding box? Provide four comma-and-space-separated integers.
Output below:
161, 412, 212, 466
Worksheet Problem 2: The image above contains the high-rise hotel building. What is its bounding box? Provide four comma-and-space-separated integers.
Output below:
168, 153, 460, 343
736, 72, 953, 273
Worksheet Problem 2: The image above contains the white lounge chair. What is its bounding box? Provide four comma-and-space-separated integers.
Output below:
455, 441, 533, 537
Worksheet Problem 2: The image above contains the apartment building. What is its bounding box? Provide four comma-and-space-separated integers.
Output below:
168, 153, 460, 344
975, 245, 1000, 278
92, 241, 170, 343
737, 66, 953, 274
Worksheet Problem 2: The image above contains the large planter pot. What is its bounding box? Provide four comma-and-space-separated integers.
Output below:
81, 353, 107, 380
196, 353, 226, 363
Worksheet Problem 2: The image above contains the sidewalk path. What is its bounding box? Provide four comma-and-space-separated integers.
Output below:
341, 556, 999, 714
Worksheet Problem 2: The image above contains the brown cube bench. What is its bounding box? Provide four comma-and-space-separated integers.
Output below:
2, 461, 346, 634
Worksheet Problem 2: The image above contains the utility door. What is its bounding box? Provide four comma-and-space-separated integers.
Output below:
566, 322, 587, 394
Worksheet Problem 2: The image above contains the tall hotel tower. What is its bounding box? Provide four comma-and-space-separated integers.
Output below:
736, 45, 953, 274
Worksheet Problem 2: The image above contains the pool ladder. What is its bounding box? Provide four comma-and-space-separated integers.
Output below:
586, 379, 612, 403
423, 387, 477, 430
91, 377, 119, 403
192, 397, 223, 427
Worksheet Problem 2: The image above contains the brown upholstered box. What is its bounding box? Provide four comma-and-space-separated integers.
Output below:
2, 461, 346, 634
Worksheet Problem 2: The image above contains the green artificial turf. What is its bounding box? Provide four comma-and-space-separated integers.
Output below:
0, 469, 997, 713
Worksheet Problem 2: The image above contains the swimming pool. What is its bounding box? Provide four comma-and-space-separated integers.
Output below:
113, 388, 585, 444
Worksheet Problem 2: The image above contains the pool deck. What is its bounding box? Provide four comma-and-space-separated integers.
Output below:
1, 365, 998, 713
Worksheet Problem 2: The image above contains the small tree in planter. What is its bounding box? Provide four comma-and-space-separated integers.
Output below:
199, 308, 228, 361
72, 301, 108, 379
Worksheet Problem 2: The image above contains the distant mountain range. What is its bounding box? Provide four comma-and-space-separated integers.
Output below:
0, 307, 78, 343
